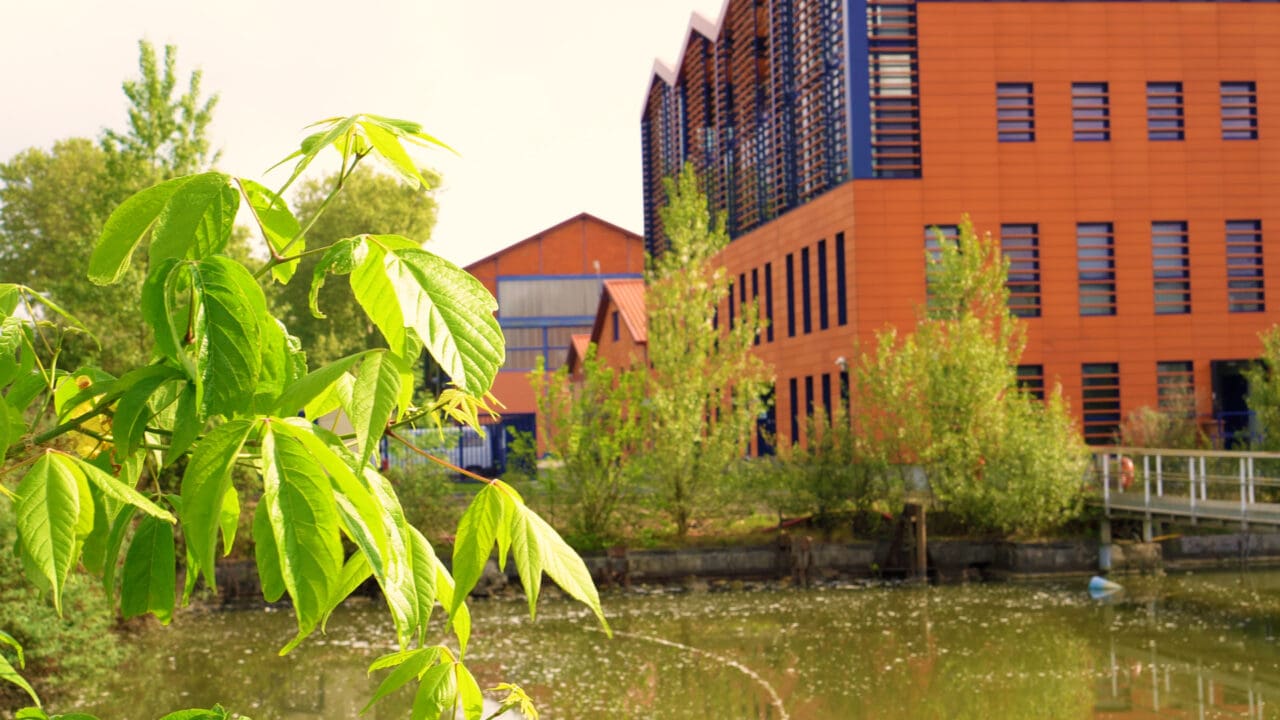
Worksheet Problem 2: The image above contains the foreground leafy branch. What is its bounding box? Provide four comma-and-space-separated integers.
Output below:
0, 113, 607, 719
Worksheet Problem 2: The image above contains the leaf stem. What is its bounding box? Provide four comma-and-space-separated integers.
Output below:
254, 151, 367, 280
386, 428, 493, 485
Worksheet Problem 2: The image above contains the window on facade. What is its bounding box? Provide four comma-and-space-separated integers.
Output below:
1081, 362, 1121, 444
805, 376, 815, 418
751, 268, 760, 346
1152, 221, 1190, 315
503, 324, 592, 371
801, 247, 813, 334
1227, 220, 1264, 312
835, 232, 848, 327
789, 378, 799, 443
1072, 83, 1110, 141
1001, 223, 1040, 318
997, 83, 1035, 142
786, 254, 797, 337
1016, 365, 1045, 401
1078, 223, 1116, 316
1147, 82, 1184, 141
1156, 360, 1195, 416
728, 279, 736, 330
817, 241, 829, 331
611, 311, 619, 342
765, 262, 775, 342
1221, 82, 1258, 140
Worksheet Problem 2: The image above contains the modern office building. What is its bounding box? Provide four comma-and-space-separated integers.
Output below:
641, 0, 1280, 445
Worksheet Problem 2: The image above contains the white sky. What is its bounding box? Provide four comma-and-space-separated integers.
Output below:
0, 0, 725, 267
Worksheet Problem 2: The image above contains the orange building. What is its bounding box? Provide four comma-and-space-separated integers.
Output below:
642, 0, 1280, 446
464, 213, 645, 458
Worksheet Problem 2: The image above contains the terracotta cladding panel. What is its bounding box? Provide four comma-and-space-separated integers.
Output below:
498, 241, 542, 276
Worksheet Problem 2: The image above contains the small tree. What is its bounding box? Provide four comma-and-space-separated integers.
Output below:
1245, 325, 1280, 449
852, 218, 1087, 535
641, 164, 773, 539
532, 348, 645, 548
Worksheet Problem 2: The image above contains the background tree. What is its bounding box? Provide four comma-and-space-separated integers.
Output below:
532, 348, 646, 548
0, 41, 220, 375
272, 165, 441, 366
1245, 325, 1280, 450
100, 40, 219, 189
640, 164, 773, 539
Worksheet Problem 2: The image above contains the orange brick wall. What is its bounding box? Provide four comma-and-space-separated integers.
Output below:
594, 296, 648, 370
711, 1, 1280, 446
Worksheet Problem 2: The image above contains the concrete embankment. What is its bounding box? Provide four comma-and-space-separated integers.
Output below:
207, 530, 1280, 600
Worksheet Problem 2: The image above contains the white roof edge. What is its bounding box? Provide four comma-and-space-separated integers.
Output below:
640, 1, 733, 120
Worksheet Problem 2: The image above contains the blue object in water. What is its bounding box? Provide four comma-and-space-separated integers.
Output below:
1088, 575, 1122, 597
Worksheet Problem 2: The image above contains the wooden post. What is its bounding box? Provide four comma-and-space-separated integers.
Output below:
914, 504, 928, 580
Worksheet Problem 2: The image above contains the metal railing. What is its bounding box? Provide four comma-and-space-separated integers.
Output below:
1090, 446, 1280, 528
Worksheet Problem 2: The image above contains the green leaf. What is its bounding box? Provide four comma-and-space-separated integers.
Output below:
253, 502, 285, 603
425, 529, 469, 653
271, 351, 369, 417
504, 483, 609, 634
190, 256, 267, 418
454, 662, 485, 720
308, 236, 365, 319
323, 553, 372, 632
89, 175, 191, 285
148, 172, 238, 265
269, 116, 358, 197
0, 630, 26, 668
350, 238, 503, 397
101, 506, 138, 602
0, 284, 19, 317
411, 662, 458, 720
346, 351, 401, 470
112, 365, 184, 456
65, 453, 174, 523
0, 652, 40, 708
449, 484, 502, 619
164, 383, 201, 466
238, 178, 303, 283
156, 706, 232, 720
362, 121, 431, 190
140, 258, 186, 366
0, 397, 23, 461
252, 316, 298, 414
120, 515, 177, 624
276, 421, 419, 648
259, 424, 343, 652
15, 454, 84, 615
363, 646, 440, 713
219, 484, 239, 557
180, 419, 255, 590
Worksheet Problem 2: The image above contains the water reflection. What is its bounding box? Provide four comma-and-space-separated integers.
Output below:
74, 572, 1280, 719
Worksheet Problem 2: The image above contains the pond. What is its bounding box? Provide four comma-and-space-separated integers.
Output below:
76, 570, 1280, 719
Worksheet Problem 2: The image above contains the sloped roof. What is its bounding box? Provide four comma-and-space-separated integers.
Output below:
641, 2, 729, 118
601, 278, 647, 344
565, 333, 592, 371
463, 212, 642, 272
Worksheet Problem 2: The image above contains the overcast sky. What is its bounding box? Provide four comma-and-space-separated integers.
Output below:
0, 0, 725, 267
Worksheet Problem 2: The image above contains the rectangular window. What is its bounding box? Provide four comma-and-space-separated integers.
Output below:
805, 375, 815, 419
835, 232, 848, 327
728, 279, 735, 330
801, 247, 813, 334
1016, 365, 1045, 401
786, 254, 796, 338
1081, 362, 1121, 445
1221, 82, 1258, 140
1227, 220, 1264, 312
739, 272, 748, 306
1001, 223, 1041, 318
752, 268, 760, 346
765, 262, 775, 342
822, 373, 832, 418
996, 83, 1035, 142
1147, 82, 1184, 141
1156, 361, 1195, 416
789, 378, 799, 443
1072, 82, 1110, 141
924, 224, 959, 306
817, 240, 829, 331
611, 311, 619, 342
1078, 223, 1116, 316
1152, 221, 1190, 315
